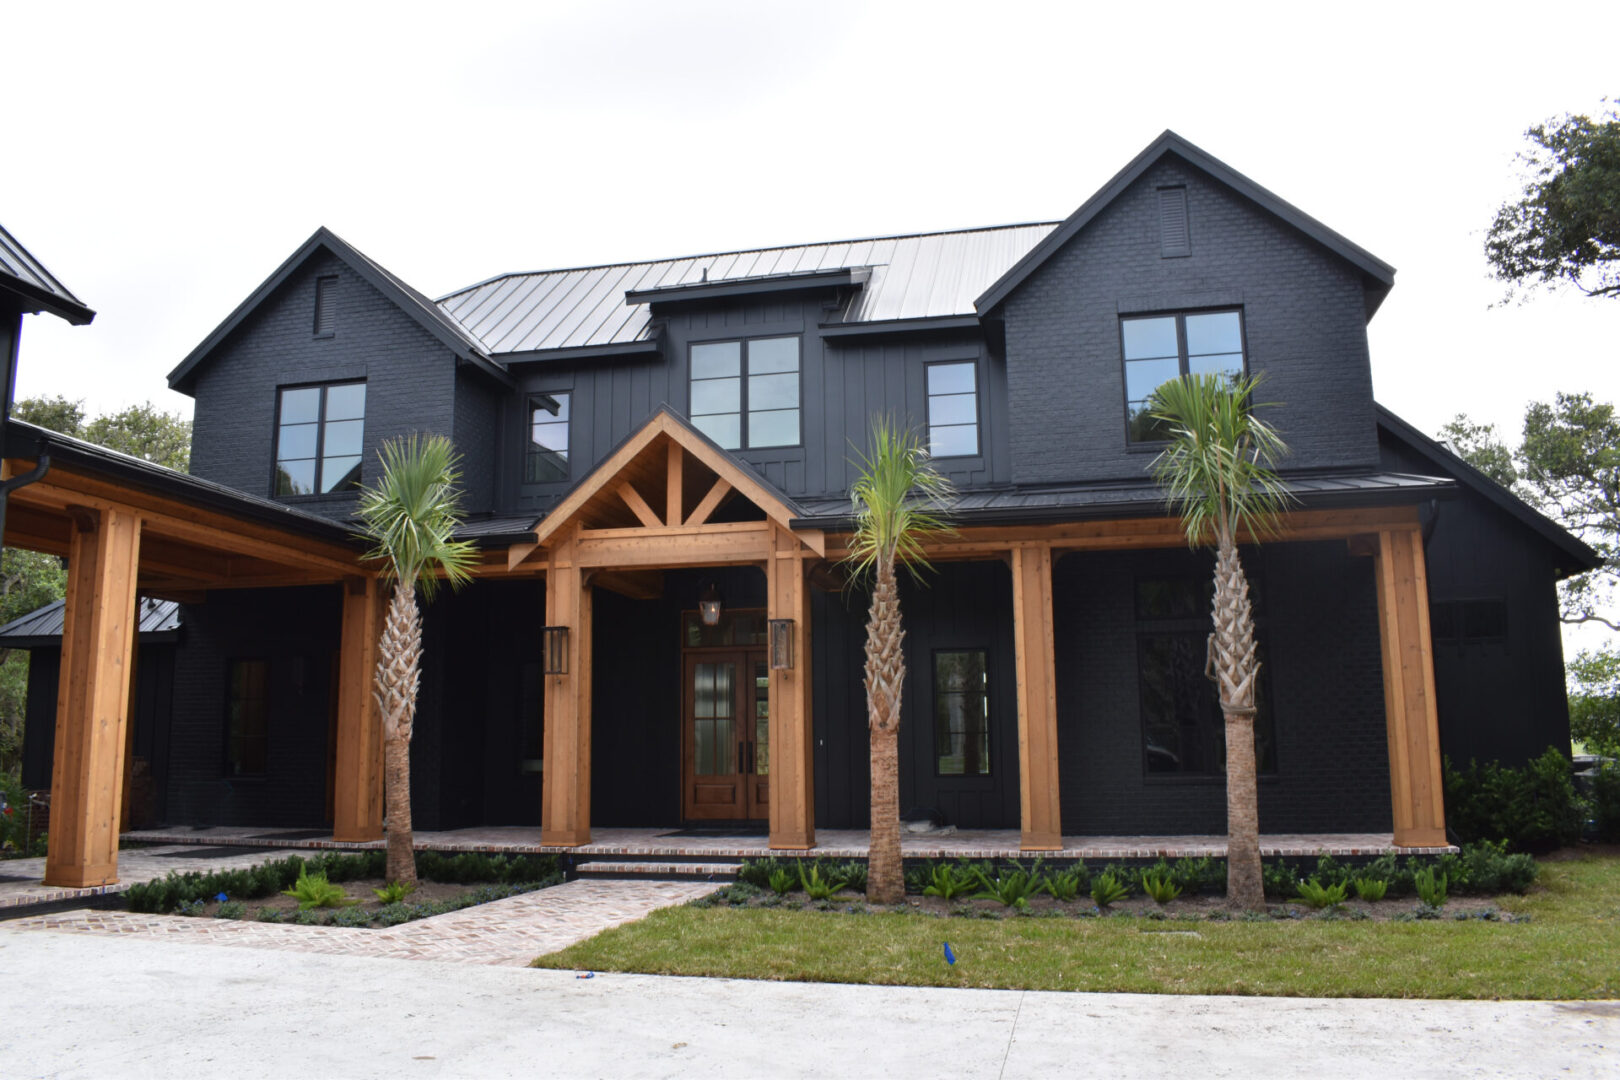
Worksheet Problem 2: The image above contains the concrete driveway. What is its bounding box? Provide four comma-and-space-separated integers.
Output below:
1, 928, 1613, 1079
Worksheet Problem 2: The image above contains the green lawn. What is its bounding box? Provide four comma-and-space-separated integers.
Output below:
534, 856, 1620, 999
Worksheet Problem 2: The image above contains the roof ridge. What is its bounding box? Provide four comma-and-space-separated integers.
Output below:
434, 220, 1063, 302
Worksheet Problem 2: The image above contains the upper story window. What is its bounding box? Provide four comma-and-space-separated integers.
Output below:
935, 649, 990, 776
527, 392, 570, 483
274, 381, 366, 496
926, 361, 979, 458
1122, 310, 1245, 443
689, 336, 800, 450
314, 275, 338, 337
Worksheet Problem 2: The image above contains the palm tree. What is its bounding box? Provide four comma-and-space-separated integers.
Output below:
355, 434, 479, 885
845, 417, 954, 904
1148, 373, 1289, 912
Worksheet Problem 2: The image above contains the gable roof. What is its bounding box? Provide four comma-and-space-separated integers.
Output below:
166, 227, 505, 395
435, 222, 1057, 355
1374, 404, 1600, 575
0, 221, 95, 325
973, 130, 1398, 317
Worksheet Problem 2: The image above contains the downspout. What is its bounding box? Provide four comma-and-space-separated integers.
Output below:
0, 450, 53, 551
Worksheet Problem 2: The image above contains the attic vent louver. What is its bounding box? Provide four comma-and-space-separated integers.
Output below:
314, 275, 338, 336
1158, 187, 1190, 258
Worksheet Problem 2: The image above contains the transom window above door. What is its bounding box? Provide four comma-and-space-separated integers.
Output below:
1122, 310, 1245, 443
689, 336, 800, 450
274, 381, 366, 495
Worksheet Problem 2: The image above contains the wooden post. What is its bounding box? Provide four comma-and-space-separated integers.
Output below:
119, 627, 140, 831
541, 528, 593, 845
1010, 544, 1062, 851
1373, 527, 1448, 847
44, 506, 142, 888
767, 527, 815, 849
332, 576, 385, 842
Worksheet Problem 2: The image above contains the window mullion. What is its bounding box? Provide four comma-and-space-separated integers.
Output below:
1176, 314, 1190, 378
313, 386, 328, 489
739, 341, 751, 450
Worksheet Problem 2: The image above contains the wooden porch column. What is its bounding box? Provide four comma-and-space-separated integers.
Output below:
767, 527, 815, 849
1373, 527, 1447, 847
333, 576, 385, 842
44, 507, 142, 888
1010, 544, 1062, 851
541, 529, 593, 846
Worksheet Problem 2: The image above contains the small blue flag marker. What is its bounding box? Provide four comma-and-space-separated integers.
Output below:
943, 942, 956, 966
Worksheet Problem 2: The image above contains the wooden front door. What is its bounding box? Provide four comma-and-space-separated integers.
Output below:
682, 650, 770, 821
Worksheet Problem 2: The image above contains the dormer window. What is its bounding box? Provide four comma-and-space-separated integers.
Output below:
274, 381, 366, 495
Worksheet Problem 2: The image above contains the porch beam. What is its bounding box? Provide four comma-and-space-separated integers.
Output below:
616, 481, 662, 530
1010, 543, 1063, 851
575, 525, 773, 569
685, 477, 733, 527
542, 529, 593, 846
333, 576, 385, 842
1373, 527, 1447, 847
767, 527, 815, 850
44, 506, 142, 888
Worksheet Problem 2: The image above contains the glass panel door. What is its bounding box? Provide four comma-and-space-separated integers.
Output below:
692, 661, 736, 777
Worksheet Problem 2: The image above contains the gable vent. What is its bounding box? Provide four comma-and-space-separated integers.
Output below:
1158, 187, 1190, 258
314, 275, 338, 336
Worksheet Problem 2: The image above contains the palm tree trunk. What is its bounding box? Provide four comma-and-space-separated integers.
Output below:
375, 580, 422, 885
865, 558, 906, 904
1210, 533, 1264, 911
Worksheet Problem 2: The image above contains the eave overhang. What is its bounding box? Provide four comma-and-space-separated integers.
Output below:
626, 267, 870, 308
497, 338, 664, 367
817, 315, 981, 340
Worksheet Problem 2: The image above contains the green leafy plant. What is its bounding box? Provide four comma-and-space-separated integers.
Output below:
373, 880, 418, 904
1443, 747, 1584, 852
1353, 877, 1388, 902
971, 863, 1046, 910
1090, 871, 1130, 908
797, 862, 849, 901
215, 900, 246, 920
1044, 868, 1084, 902
1294, 877, 1348, 910
767, 868, 795, 896
282, 868, 357, 911
1140, 868, 1183, 905
1262, 860, 1301, 899
1414, 867, 1450, 907
922, 863, 974, 901
1170, 857, 1220, 895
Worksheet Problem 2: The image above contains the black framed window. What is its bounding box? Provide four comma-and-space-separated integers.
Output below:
225, 658, 269, 777
1430, 599, 1507, 647
689, 336, 800, 450
274, 381, 366, 496
934, 649, 990, 776
1123, 310, 1245, 443
527, 392, 570, 483
1135, 574, 1275, 777
926, 361, 979, 458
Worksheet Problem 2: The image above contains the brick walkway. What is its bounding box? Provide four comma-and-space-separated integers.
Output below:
0, 844, 287, 910
6, 879, 715, 966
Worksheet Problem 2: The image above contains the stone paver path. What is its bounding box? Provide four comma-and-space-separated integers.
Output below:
8, 878, 714, 966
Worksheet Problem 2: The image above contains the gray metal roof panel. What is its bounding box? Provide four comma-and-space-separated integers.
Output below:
0, 221, 95, 324
435, 223, 1058, 355
0, 597, 181, 645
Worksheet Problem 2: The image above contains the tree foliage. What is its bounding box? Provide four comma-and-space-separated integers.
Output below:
1438, 415, 1518, 488
1486, 103, 1620, 302
11, 395, 191, 472
1568, 649, 1620, 758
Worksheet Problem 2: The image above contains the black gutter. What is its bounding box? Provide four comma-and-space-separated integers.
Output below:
626, 267, 870, 307
498, 339, 664, 366
817, 315, 981, 339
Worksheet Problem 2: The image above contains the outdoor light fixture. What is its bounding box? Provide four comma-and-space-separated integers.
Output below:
542, 626, 570, 675
698, 582, 723, 627
769, 618, 795, 670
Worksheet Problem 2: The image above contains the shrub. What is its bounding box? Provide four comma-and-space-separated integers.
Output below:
215, 900, 246, 920
971, 862, 1045, 910
737, 857, 796, 890
1140, 867, 1182, 905
1444, 747, 1584, 852
922, 863, 974, 901
797, 863, 848, 901
1090, 871, 1129, 908
831, 860, 868, 893
1456, 840, 1539, 895
329, 905, 376, 928
282, 869, 356, 910
1261, 861, 1300, 899
373, 880, 417, 904
1294, 877, 1348, 910
767, 868, 795, 896
1044, 868, 1084, 903
1414, 867, 1449, 907
1353, 877, 1388, 902
1589, 761, 1620, 843
1170, 857, 1221, 895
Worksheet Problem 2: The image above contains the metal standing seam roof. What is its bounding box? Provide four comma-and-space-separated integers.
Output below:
0, 597, 181, 645
435, 223, 1059, 355
0, 221, 95, 325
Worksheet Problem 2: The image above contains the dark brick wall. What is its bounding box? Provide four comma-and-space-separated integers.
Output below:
165, 587, 341, 827
1379, 433, 1573, 767
452, 367, 502, 514
1053, 542, 1392, 835
188, 250, 460, 520
1001, 157, 1381, 486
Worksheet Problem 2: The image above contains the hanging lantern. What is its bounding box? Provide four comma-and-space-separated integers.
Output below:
698, 582, 723, 627
768, 618, 795, 670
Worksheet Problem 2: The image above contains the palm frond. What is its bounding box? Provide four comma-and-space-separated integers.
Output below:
1147, 373, 1293, 548
354, 433, 480, 599
843, 415, 956, 582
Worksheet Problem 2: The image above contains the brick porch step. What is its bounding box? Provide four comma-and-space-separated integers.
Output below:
574, 860, 741, 882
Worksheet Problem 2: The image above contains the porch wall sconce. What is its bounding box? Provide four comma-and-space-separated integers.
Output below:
542, 626, 570, 675
698, 582, 723, 627
768, 618, 795, 670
